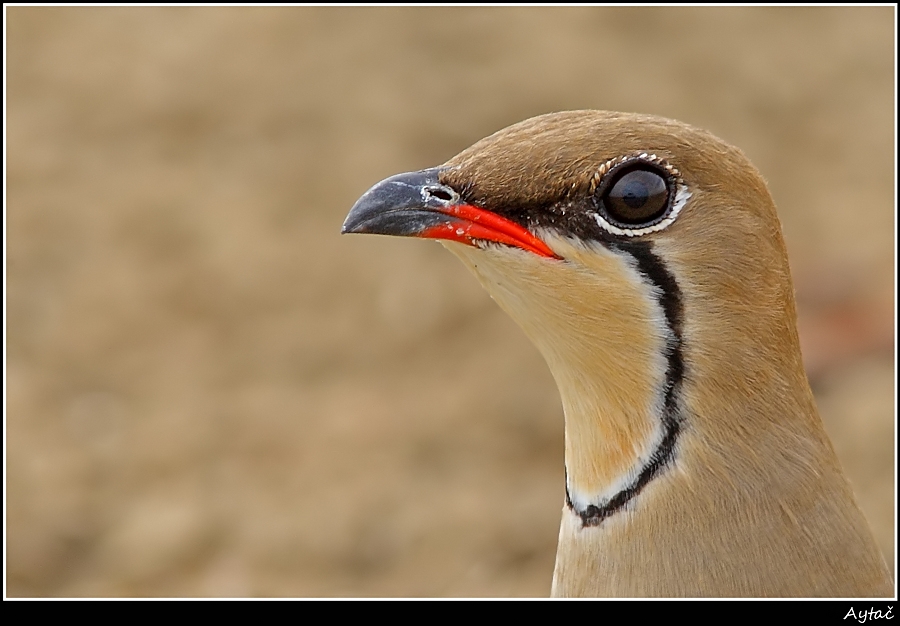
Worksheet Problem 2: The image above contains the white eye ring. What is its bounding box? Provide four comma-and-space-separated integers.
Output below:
588, 153, 691, 237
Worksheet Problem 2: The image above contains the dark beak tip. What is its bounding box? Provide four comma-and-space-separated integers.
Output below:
341, 194, 380, 235
340, 220, 364, 235
342, 168, 447, 238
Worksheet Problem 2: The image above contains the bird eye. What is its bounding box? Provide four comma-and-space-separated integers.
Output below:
594, 160, 676, 231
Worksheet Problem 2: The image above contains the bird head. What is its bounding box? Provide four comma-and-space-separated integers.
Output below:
341, 111, 893, 597
342, 110, 810, 518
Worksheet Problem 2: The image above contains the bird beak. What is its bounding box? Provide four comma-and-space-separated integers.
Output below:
341, 167, 559, 259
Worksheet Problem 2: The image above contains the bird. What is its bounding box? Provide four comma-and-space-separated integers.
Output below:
340, 110, 893, 597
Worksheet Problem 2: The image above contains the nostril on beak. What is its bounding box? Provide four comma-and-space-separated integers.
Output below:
423, 185, 458, 204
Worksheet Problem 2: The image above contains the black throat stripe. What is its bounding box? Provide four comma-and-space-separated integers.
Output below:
565, 239, 685, 528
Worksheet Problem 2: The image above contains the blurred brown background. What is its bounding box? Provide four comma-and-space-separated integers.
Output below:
6, 7, 895, 597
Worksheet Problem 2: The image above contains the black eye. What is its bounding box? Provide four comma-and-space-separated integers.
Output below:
596, 163, 673, 228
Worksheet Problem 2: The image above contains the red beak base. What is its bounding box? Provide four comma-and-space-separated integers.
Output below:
420, 203, 559, 259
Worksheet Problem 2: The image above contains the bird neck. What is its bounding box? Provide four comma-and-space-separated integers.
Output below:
555, 238, 684, 522
444, 237, 892, 597
446, 236, 681, 518
559, 364, 679, 525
